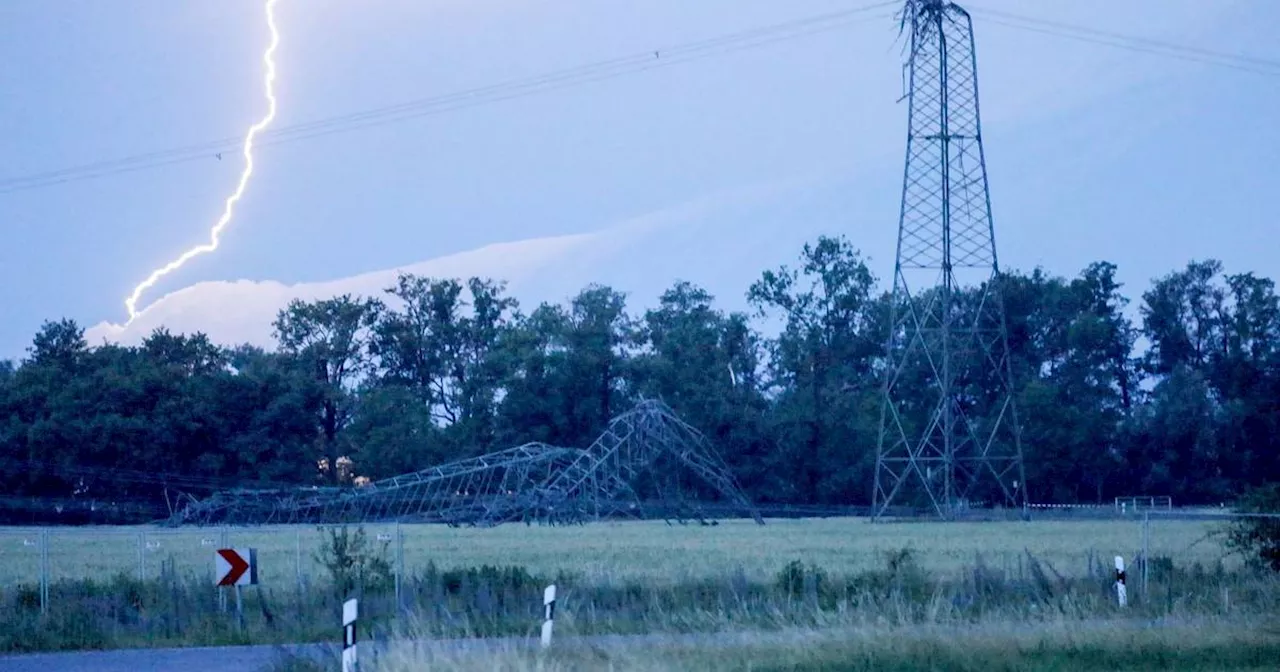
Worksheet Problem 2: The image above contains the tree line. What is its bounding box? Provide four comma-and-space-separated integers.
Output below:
2, 236, 1277, 522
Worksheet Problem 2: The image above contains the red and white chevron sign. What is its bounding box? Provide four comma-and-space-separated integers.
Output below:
215, 548, 258, 586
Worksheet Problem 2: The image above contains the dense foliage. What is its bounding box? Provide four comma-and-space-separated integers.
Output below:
1227, 484, 1280, 572
2, 237, 1278, 521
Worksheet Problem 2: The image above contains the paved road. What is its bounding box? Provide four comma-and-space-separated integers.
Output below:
0, 642, 334, 672
0, 620, 1205, 672
0, 639, 529, 672
0, 633, 739, 672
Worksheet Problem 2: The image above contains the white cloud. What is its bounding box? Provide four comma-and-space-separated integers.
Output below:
85, 176, 820, 349
85, 232, 599, 349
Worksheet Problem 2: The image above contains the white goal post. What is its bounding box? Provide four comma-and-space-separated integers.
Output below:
1114, 496, 1173, 513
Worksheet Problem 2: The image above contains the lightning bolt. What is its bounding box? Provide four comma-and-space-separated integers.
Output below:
125, 0, 282, 323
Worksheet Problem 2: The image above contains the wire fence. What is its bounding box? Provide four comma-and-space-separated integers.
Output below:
2, 511, 1274, 613
0, 524, 405, 614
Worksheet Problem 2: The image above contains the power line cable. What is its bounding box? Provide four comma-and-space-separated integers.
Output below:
14, 457, 329, 492
7, 1, 1273, 195
967, 5, 1280, 77
970, 5, 1280, 68
0, 1, 897, 194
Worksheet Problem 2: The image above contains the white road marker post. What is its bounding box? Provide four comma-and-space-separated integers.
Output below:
541, 584, 556, 649
342, 598, 358, 672
1114, 556, 1127, 607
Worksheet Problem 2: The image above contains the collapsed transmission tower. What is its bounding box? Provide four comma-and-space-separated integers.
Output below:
171, 399, 762, 527
873, 0, 1026, 519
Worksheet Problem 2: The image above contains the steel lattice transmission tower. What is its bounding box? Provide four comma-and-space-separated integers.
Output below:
873, 0, 1026, 519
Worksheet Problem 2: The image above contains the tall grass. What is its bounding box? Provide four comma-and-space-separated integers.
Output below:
5, 547, 1277, 654
364, 621, 1280, 672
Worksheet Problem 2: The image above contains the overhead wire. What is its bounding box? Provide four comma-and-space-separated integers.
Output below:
0, 1, 898, 195
4, 1, 1275, 196
966, 5, 1280, 78
13, 457, 327, 492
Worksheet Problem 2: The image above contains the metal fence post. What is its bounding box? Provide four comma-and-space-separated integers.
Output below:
395, 520, 403, 614
40, 528, 50, 614
1141, 511, 1150, 600
296, 527, 303, 593
218, 527, 229, 613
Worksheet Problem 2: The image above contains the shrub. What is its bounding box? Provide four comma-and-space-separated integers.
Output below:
313, 525, 394, 598
1226, 484, 1280, 572
775, 559, 826, 598
437, 564, 538, 596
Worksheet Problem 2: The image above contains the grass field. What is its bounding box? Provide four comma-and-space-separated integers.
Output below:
2, 515, 1276, 662
0, 516, 1234, 587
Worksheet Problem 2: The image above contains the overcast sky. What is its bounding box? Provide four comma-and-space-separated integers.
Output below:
1, 0, 1277, 355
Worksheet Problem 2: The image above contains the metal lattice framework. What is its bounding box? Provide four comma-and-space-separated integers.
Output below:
171, 399, 763, 527
873, 0, 1026, 519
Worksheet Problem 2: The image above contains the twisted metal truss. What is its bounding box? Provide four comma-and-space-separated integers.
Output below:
171, 399, 763, 527
874, 0, 1025, 519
